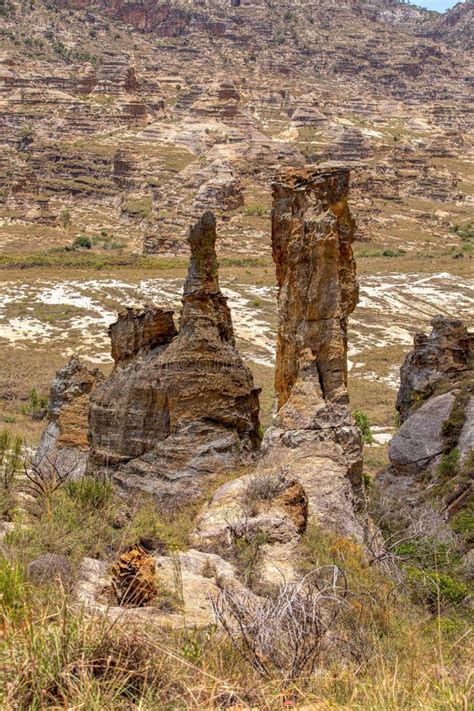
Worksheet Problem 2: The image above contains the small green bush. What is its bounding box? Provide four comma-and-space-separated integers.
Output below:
394, 536, 459, 570
23, 387, 48, 418
407, 568, 469, 609
450, 505, 474, 540
72, 235, 92, 250
353, 409, 374, 444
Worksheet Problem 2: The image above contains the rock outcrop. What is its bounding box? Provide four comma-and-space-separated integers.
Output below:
193, 167, 368, 583
77, 548, 244, 628
396, 316, 473, 422
89, 212, 260, 502
377, 316, 473, 550
35, 357, 103, 479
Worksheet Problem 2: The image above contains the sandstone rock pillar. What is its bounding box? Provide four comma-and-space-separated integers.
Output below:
87, 211, 260, 502
271, 166, 358, 410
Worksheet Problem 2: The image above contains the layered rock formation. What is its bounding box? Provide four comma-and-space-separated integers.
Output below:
35, 357, 102, 478
89, 212, 260, 501
193, 167, 368, 581
396, 316, 473, 422
377, 317, 473, 550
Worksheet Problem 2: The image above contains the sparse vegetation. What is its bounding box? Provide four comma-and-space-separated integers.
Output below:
353, 408, 374, 444
72, 234, 93, 249
23, 387, 48, 419
122, 196, 153, 220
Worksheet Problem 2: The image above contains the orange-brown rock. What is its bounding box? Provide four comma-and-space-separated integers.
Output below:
272, 165, 359, 410
193, 167, 369, 561
110, 545, 158, 607
35, 357, 103, 478
88, 212, 260, 502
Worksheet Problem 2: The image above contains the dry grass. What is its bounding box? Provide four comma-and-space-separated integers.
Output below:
1, 474, 472, 709
0, 550, 471, 709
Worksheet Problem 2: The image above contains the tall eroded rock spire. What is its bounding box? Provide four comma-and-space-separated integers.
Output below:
271, 166, 358, 409
193, 167, 370, 566
86, 212, 260, 502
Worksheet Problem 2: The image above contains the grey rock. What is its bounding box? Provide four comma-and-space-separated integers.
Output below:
389, 391, 455, 474
27, 554, 73, 590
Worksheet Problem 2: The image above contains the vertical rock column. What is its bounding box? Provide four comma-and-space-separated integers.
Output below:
271, 165, 358, 410
192, 170, 369, 557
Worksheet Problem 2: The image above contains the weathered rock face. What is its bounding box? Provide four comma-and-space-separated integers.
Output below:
269, 166, 363, 499
193, 167, 368, 579
377, 317, 473, 551
396, 316, 473, 423
272, 165, 359, 410
35, 357, 102, 478
89, 212, 260, 501
109, 305, 177, 365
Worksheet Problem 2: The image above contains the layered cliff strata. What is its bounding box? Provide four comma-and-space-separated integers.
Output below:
193, 167, 368, 576
88, 211, 260, 501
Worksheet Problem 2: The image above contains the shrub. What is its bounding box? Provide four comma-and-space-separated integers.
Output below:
393, 536, 459, 570
60, 209, 71, 227
213, 567, 347, 681
23, 387, 48, 418
382, 249, 406, 257
65, 477, 115, 511
407, 568, 469, 609
18, 124, 34, 140
73, 235, 92, 250
353, 409, 374, 444
450, 504, 474, 543
244, 471, 289, 504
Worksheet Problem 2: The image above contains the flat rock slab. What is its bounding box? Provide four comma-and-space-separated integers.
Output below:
389, 391, 455, 472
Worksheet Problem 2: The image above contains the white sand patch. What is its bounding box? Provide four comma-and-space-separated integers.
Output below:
0, 316, 55, 343
0, 272, 471, 389
368, 426, 395, 446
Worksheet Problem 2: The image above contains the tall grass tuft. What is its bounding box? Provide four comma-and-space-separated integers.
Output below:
65, 476, 115, 511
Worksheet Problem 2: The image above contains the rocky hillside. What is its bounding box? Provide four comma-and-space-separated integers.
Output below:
0, 0, 472, 257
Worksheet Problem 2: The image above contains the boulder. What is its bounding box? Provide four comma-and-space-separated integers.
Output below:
27, 553, 73, 590
389, 392, 455, 475
396, 316, 473, 423
76, 548, 245, 629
